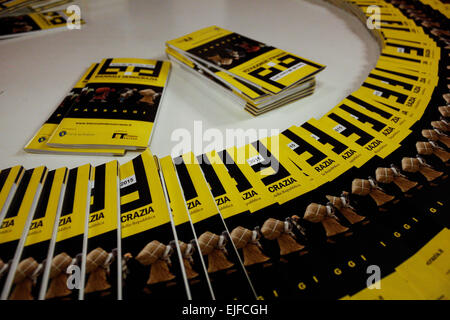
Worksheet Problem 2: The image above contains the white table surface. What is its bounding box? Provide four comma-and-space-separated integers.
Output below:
0, 0, 379, 171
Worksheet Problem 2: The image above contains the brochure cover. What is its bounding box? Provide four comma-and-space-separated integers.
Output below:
158, 155, 215, 299
0, 165, 25, 226
0, 166, 48, 297
5, 167, 67, 300
24, 63, 126, 156
120, 149, 189, 299
41, 164, 91, 300
83, 161, 121, 300
48, 58, 171, 150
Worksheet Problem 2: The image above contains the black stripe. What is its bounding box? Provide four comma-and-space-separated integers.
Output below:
347, 95, 393, 119
174, 157, 198, 201
0, 168, 11, 194
61, 167, 78, 217
381, 53, 421, 63
33, 170, 56, 220
375, 67, 418, 81
4, 169, 33, 219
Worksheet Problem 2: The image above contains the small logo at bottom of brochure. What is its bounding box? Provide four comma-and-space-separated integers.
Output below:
59, 131, 67, 137
112, 132, 137, 140
38, 137, 46, 143
112, 132, 127, 139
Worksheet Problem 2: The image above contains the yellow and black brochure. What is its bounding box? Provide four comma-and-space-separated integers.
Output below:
0, 165, 25, 223
378, 51, 437, 76
24, 63, 125, 156
367, 67, 433, 100
167, 26, 325, 94
421, 0, 450, 19
396, 229, 450, 288
395, 231, 450, 300
375, 51, 436, 73
317, 107, 397, 159
215, 148, 278, 213
380, 28, 435, 44
119, 149, 188, 300
229, 137, 320, 205
298, 118, 372, 168
374, 59, 438, 88
330, 95, 412, 146
381, 38, 440, 63
350, 87, 418, 130
197, 151, 250, 220
280, 125, 353, 183
358, 78, 428, 121
0, 166, 48, 298
2, 0, 74, 16
199, 150, 280, 299
173, 152, 257, 299
158, 155, 214, 299
42, 163, 91, 300
48, 58, 171, 150
0, 0, 37, 16
6, 167, 67, 300
349, 271, 424, 299
84, 161, 121, 300
380, 31, 438, 58
0, 9, 85, 39
363, 70, 433, 113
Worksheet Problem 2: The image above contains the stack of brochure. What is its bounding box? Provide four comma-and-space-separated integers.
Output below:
166, 26, 326, 115
24, 58, 171, 155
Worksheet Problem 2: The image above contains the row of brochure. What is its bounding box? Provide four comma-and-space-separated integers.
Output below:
0, 0, 449, 300
165, 26, 326, 115
24, 58, 171, 154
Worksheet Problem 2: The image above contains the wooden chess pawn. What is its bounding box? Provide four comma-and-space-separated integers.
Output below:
230, 226, 270, 266
176, 241, 199, 280
45, 253, 73, 299
303, 203, 349, 238
84, 247, 113, 294
438, 106, 449, 118
135, 241, 176, 285
401, 156, 444, 182
443, 93, 450, 105
351, 178, 395, 207
416, 141, 450, 164
138, 89, 160, 106
422, 129, 450, 148
375, 165, 418, 194
260, 218, 305, 256
431, 118, 450, 132
325, 192, 366, 224
9, 257, 41, 300
197, 231, 234, 273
